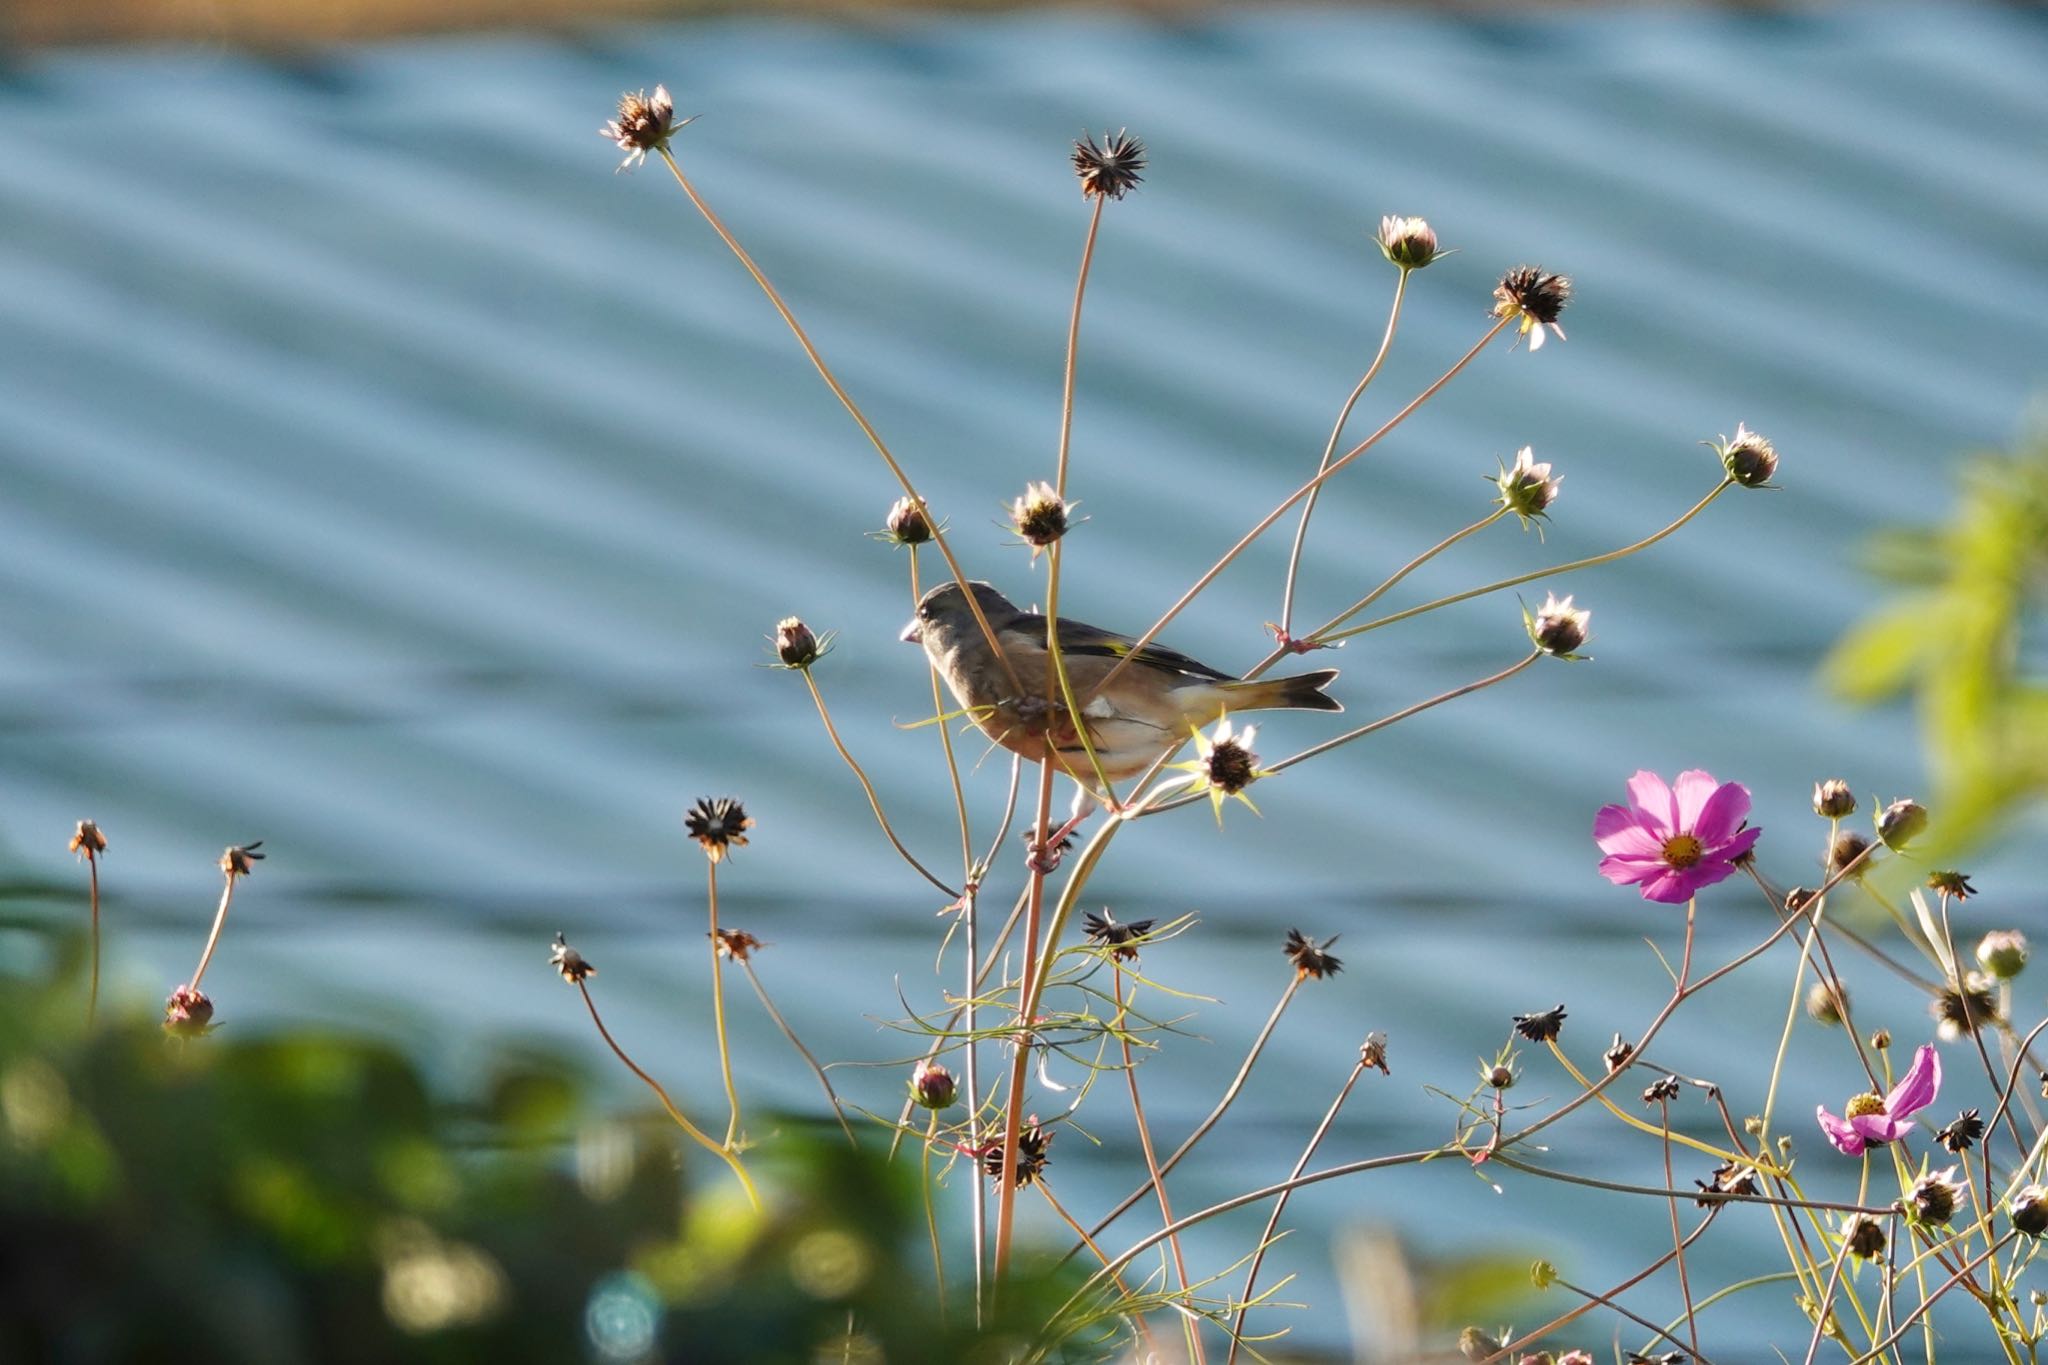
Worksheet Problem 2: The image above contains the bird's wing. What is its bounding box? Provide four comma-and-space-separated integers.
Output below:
1048, 615, 1236, 682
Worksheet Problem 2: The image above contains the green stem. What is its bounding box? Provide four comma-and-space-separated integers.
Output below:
706, 861, 742, 1150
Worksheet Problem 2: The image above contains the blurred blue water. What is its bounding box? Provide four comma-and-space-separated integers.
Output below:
1, 2, 2044, 1357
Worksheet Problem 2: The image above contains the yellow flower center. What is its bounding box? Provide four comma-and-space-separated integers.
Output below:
1661, 834, 1704, 869
1845, 1093, 1887, 1120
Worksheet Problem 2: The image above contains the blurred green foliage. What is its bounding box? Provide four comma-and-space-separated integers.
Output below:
1824, 433, 2048, 855
0, 933, 1086, 1364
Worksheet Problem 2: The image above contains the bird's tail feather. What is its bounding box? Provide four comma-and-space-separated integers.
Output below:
1218, 669, 1341, 713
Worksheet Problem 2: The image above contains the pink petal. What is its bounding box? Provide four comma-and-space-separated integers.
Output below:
1594, 819, 1664, 861
1689, 781, 1753, 846
1714, 825, 1764, 865
1594, 802, 1649, 842
1671, 770, 1723, 831
1597, 854, 1661, 886
1678, 858, 1743, 894
1884, 1044, 1941, 1120
1817, 1106, 1867, 1156
1625, 771, 1676, 837
1633, 867, 1700, 904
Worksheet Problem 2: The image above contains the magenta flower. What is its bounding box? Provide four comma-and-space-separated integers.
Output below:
1593, 770, 1762, 904
1817, 1044, 1941, 1155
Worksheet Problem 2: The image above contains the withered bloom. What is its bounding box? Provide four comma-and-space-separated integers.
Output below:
1827, 831, 1872, 879
1009, 481, 1072, 556
1359, 1031, 1389, 1074
685, 797, 754, 864
1084, 909, 1154, 962
773, 617, 824, 669
1492, 265, 1571, 350
710, 928, 762, 961
1927, 869, 1977, 901
220, 842, 264, 878
70, 820, 107, 857
1936, 1108, 1985, 1153
1642, 1074, 1682, 1105
1694, 1160, 1761, 1206
883, 495, 933, 546
1603, 1033, 1635, 1073
600, 85, 688, 170
1713, 425, 1780, 489
1283, 928, 1342, 980
1932, 975, 2000, 1040
163, 985, 215, 1037
549, 932, 596, 984
1071, 129, 1145, 200
1513, 1004, 1568, 1043
984, 1118, 1054, 1187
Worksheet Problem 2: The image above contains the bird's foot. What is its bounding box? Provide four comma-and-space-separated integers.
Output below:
1022, 825, 1076, 874
1264, 622, 1336, 654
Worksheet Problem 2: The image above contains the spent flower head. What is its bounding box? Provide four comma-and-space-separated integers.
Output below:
1376, 215, 1441, 270
984, 1117, 1053, 1186
1843, 1212, 1888, 1261
1594, 769, 1761, 904
1009, 481, 1073, 557
1877, 797, 1929, 850
600, 85, 691, 170
220, 843, 264, 878
1513, 1004, 1568, 1044
2011, 1186, 2048, 1237
1813, 779, 1856, 819
1526, 592, 1591, 659
1933, 973, 2000, 1040
550, 932, 596, 984
1977, 930, 2028, 980
1908, 1167, 1962, 1225
881, 495, 934, 546
1711, 424, 1780, 488
1817, 1042, 1939, 1155
1492, 266, 1571, 350
1360, 1031, 1390, 1074
1936, 1108, 1984, 1153
1171, 715, 1268, 823
1083, 909, 1154, 962
1927, 869, 1977, 900
711, 928, 762, 961
771, 617, 830, 670
1805, 981, 1850, 1027
1495, 447, 1562, 532
1828, 830, 1874, 879
163, 985, 215, 1037
684, 797, 754, 864
1284, 928, 1342, 980
70, 820, 107, 858
1071, 129, 1145, 200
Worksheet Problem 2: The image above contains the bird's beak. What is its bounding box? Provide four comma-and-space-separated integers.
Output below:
899, 618, 922, 644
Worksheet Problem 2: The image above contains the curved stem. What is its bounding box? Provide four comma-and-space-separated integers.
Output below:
187, 871, 240, 993
576, 981, 758, 1207
1055, 198, 1104, 499
655, 148, 1019, 699
738, 957, 856, 1145
802, 669, 957, 898
1116, 964, 1202, 1364
85, 854, 101, 1027
922, 1110, 946, 1307
1277, 268, 1410, 638
1086, 317, 1511, 702
706, 861, 742, 1149
1302, 506, 1510, 649
1322, 478, 1735, 643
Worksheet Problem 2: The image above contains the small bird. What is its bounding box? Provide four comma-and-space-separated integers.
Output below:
902, 581, 1340, 825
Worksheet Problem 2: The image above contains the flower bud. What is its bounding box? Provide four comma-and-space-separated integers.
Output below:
1869, 1028, 1891, 1052
909, 1060, 957, 1111
1010, 481, 1071, 555
1843, 1212, 1887, 1260
774, 616, 821, 669
1376, 215, 1440, 270
1714, 424, 1780, 488
1877, 798, 1928, 850
1528, 592, 1590, 659
1496, 447, 1562, 528
2010, 1185, 2048, 1238
163, 985, 215, 1037
1485, 1061, 1517, 1090
1812, 779, 1855, 819
69, 819, 107, 857
1908, 1168, 1961, 1226
1806, 981, 1849, 1027
884, 495, 933, 546
1976, 930, 2027, 980
1458, 1327, 1503, 1360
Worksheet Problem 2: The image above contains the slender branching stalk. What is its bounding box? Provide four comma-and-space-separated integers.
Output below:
706, 861, 743, 1150
736, 955, 857, 1145
1114, 962, 1203, 1365
801, 668, 957, 898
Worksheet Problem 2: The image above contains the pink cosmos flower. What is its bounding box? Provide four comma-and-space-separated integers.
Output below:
1816, 1043, 1941, 1156
1593, 770, 1762, 904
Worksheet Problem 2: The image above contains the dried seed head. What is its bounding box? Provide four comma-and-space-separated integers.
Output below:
1805, 981, 1850, 1027
684, 797, 754, 864
1642, 1074, 1682, 1105
1713, 424, 1781, 489
1976, 930, 2028, 980
883, 495, 933, 546
710, 928, 762, 962
1359, 1031, 1390, 1074
600, 85, 685, 169
984, 1117, 1053, 1187
1843, 1212, 1888, 1260
1083, 909, 1154, 963
1927, 869, 1977, 900
1203, 730, 1258, 795
1936, 1108, 1985, 1153
1492, 265, 1571, 349
1071, 129, 1146, 200
1376, 215, 1441, 270
2010, 1186, 2048, 1238
1877, 797, 1929, 850
773, 617, 824, 669
163, 985, 215, 1037
1828, 831, 1873, 879
1513, 1004, 1568, 1044
1283, 928, 1343, 980
1812, 779, 1856, 819
220, 842, 264, 878
1485, 1059, 1518, 1090
1603, 1033, 1635, 1073
69, 820, 107, 858
1695, 1160, 1761, 1206
909, 1060, 957, 1111
1528, 592, 1591, 659
1784, 886, 1820, 914
1933, 974, 2000, 1040
1009, 480, 1072, 555
1908, 1168, 1961, 1226
1496, 447, 1563, 529
549, 932, 596, 984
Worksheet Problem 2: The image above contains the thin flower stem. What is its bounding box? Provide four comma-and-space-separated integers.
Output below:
1551, 1275, 1713, 1365
1486, 1213, 1720, 1363
1482, 1154, 1889, 1214
1279, 505, 1510, 663
1078, 975, 1305, 1252
187, 871, 241, 993
1225, 1059, 1367, 1365
801, 669, 957, 898
1849, 1232, 2019, 1363
655, 148, 1020, 699
1055, 197, 1104, 500
1086, 317, 1512, 703
994, 756, 1061, 1279
1036, 1182, 1165, 1361
1276, 267, 1410, 639
1115, 965, 1203, 1365
1543, 1043, 1742, 1164
706, 861, 742, 1150
1660, 1097, 1702, 1360
964, 881, 986, 1322
575, 980, 758, 1207
1319, 477, 1736, 644
909, 550, 974, 876
85, 852, 101, 1027
1801, 1226, 1857, 1365
922, 1110, 946, 1309
737, 957, 856, 1145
